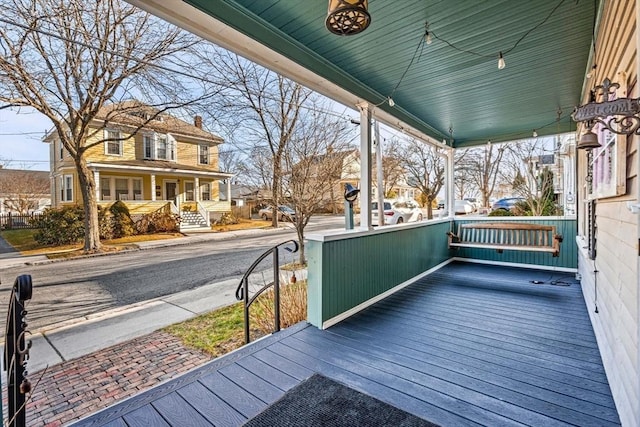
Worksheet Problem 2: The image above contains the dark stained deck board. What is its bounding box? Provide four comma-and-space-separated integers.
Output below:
121, 405, 170, 427
176, 382, 246, 427
72, 262, 621, 427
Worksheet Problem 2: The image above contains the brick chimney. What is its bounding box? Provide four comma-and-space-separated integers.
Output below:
194, 115, 203, 129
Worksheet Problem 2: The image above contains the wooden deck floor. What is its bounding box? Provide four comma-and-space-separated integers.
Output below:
73, 262, 620, 427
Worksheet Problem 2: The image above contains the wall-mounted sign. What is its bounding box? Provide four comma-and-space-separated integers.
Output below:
573, 77, 640, 135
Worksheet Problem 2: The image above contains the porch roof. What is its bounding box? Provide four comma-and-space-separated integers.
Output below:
88, 160, 233, 179
128, 0, 599, 147
72, 262, 619, 426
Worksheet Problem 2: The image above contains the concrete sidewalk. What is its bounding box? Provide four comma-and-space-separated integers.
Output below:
0, 223, 298, 372
26, 276, 240, 373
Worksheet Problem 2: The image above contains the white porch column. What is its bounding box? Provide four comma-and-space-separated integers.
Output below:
151, 174, 156, 201
93, 170, 100, 200
226, 179, 231, 204
636, 2, 640, 426
446, 147, 455, 217
194, 177, 200, 203
358, 103, 373, 229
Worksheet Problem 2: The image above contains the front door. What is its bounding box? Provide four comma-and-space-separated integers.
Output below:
165, 181, 177, 205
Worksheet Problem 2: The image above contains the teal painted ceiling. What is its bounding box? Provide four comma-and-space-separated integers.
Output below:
184, 0, 597, 147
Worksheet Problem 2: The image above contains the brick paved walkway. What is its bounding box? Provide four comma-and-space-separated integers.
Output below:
4, 330, 212, 426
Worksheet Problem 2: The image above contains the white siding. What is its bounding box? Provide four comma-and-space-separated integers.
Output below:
576, 1, 639, 425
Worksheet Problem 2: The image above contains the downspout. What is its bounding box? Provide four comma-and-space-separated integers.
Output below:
446, 147, 455, 218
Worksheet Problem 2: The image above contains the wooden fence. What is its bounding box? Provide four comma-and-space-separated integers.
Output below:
0, 212, 43, 230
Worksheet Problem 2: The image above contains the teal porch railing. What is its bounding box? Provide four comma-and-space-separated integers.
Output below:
306, 217, 577, 328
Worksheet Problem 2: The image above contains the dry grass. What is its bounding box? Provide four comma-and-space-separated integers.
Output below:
165, 280, 308, 356
211, 218, 271, 232
1, 229, 183, 257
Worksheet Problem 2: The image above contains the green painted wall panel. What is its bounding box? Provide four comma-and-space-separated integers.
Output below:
307, 221, 451, 327
450, 218, 577, 269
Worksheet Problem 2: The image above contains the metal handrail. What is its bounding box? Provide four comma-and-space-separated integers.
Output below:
235, 240, 299, 344
4, 275, 33, 427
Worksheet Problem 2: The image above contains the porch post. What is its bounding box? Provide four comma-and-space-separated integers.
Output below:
194, 177, 200, 203
93, 170, 100, 201
151, 174, 156, 201
227, 179, 231, 205
446, 147, 455, 217
358, 102, 372, 229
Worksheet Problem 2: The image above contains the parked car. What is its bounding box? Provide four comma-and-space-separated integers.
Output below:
464, 197, 480, 211
454, 200, 474, 214
258, 205, 296, 221
492, 197, 525, 212
372, 200, 423, 225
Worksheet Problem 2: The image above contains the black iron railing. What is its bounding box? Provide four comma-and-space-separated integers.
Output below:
4, 275, 33, 427
235, 240, 298, 344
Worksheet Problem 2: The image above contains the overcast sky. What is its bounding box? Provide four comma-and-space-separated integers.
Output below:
0, 107, 51, 171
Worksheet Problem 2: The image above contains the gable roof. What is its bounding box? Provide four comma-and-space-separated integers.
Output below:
94, 100, 223, 143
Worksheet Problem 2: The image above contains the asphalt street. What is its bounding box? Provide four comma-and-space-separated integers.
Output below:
0, 215, 344, 335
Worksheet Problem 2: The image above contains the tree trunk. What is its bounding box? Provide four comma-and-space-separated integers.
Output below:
76, 158, 102, 253
296, 226, 306, 265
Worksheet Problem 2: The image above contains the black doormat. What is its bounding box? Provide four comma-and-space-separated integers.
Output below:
243, 374, 439, 427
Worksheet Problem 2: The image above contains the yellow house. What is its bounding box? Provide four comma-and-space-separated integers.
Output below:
43, 101, 233, 229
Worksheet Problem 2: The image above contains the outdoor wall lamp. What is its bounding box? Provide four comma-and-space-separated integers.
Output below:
343, 183, 360, 230
573, 77, 640, 150
326, 0, 370, 36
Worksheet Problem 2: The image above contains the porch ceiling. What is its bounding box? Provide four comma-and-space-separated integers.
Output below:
130, 0, 598, 148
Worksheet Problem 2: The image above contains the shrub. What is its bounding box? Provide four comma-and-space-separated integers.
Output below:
136, 210, 181, 233
488, 208, 514, 217
216, 212, 238, 226
109, 201, 136, 238
250, 280, 307, 339
32, 205, 86, 245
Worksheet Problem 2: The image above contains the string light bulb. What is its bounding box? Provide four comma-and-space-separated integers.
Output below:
498, 52, 506, 69
388, 97, 395, 107
425, 31, 432, 45
586, 64, 597, 79
533, 130, 538, 138
424, 22, 432, 45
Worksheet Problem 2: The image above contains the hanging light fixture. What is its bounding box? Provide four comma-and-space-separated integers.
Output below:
577, 128, 601, 150
326, 0, 371, 36
425, 22, 433, 45
532, 130, 538, 138
498, 52, 506, 69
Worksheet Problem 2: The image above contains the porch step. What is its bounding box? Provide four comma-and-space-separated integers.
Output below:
180, 211, 207, 228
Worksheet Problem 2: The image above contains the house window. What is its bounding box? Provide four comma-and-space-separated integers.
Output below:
589, 74, 627, 200
143, 133, 175, 161
201, 183, 211, 201
143, 135, 153, 159
199, 145, 209, 165
105, 130, 123, 156
61, 175, 73, 202
115, 178, 128, 200
101, 177, 111, 200
59, 140, 64, 160
133, 179, 142, 200
156, 135, 167, 160
185, 182, 195, 201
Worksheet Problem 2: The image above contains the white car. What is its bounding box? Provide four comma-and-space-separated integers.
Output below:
455, 200, 474, 214
372, 200, 423, 225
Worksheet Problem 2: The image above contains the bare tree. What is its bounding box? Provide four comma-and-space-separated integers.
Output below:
503, 139, 559, 215
0, 169, 49, 214
380, 137, 406, 198
0, 0, 202, 252
460, 143, 506, 207
397, 138, 445, 219
282, 102, 353, 264
195, 49, 311, 227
